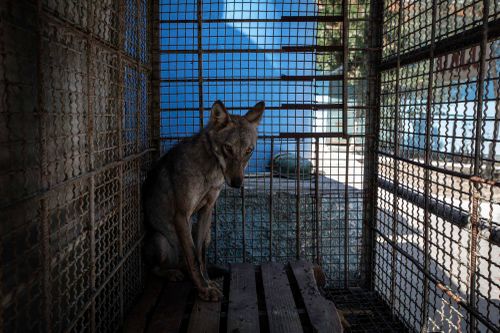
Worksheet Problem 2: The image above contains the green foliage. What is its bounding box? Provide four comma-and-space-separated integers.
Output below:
316, 0, 370, 78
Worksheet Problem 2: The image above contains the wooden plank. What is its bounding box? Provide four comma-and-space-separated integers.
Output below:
147, 281, 192, 333
187, 278, 223, 333
261, 262, 303, 333
290, 261, 343, 333
123, 275, 164, 333
227, 263, 260, 333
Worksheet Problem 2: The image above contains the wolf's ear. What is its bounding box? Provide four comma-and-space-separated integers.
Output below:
244, 101, 265, 126
210, 100, 229, 126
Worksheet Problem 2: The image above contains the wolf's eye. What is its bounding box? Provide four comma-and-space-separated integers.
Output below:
224, 144, 233, 154
246, 147, 254, 155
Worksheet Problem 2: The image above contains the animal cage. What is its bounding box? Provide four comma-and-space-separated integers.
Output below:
0, 0, 498, 332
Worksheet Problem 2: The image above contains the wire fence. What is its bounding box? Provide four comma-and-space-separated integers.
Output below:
0, 0, 154, 331
158, 0, 373, 289
375, 1, 499, 332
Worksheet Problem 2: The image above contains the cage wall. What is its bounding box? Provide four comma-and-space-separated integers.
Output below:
375, 1, 499, 332
0, 0, 154, 332
158, 0, 376, 288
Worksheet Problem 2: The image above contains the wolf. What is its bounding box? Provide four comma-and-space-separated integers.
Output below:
142, 100, 265, 301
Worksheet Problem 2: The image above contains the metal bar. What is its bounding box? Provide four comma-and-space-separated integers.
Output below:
269, 137, 274, 262
85, 1, 96, 329
160, 133, 371, 141
389, 0, 404, 314
421, 1, 438, 330
159, 74, 343, 83
159, 15, 343, 23
379, 18, 500, 71
152, 0, 161, 156
158, 104, 347, 112
343, 138, 350, 288
295, 138, 301, 260
280, 15, 343, 22
314, 138, 321, 265
361, 0, 383, 290
196, 0, 204, 128
469, 1, 490, 331
281, 103, 343, 110
342, 0, 348, 135
36, 0, 51, 330
159, 45, 343, 54
377, 178, 469, 227
377, 150, 480, 182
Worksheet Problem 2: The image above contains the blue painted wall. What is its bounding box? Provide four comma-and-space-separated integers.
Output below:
160, 0, 318, 171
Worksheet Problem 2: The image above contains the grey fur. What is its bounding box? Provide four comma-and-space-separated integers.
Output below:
143, 100, 264, 301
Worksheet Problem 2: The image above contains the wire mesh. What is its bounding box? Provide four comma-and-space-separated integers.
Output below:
158, 0, 373, 289
376, 0, 499, 332
0, 0, 153, 332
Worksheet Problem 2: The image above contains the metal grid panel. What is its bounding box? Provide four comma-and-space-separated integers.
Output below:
0, 0, 153, 332
158, 0, 373, 289
376, 0, 500, 331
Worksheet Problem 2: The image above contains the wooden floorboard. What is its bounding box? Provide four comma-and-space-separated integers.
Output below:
147, 281, 192, 333
123, 275, 164, 333
187, 278, 223, 333
124, 262, 345, 333
227, 263, 260, 333
261, 262, 303, 333
290, 260, 343, 333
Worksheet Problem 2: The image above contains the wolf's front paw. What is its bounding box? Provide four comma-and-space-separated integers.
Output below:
207, 279, 221, 291
198, 286, 223, 302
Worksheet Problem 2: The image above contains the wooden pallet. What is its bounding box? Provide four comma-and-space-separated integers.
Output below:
123, 260, 343, 333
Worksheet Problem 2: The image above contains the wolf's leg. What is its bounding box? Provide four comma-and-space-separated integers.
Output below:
144, 231, 185, 281
193, 203, 215, 280
174, 212, 222, 302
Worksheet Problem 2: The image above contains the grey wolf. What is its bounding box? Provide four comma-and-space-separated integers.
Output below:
142, 100, 265, 301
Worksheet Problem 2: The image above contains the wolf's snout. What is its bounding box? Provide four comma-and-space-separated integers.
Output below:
230, 177, 243, 188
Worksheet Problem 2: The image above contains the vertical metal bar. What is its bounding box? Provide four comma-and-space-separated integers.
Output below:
37, 0, 51, 331
314, 138, 321, 265
269, 137, 274, 261
152, 0, 161, 157
362, 0, 383, 290
421, 1, 438, 330
196, 0, 204, 128
86, 2, 96, 331
342, 0, 349, 135
469, 1, 490, 331
136, 0, 142, 155
390, 0, 404, 314
344, 138, 350, 288
296, 138, 301, 259
241, 186, 246, 263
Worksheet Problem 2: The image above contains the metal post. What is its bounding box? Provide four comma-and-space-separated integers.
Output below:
296, 138, 301, 259
269, 138, 274, 261
390, 0, 404, 314
197, 0, 204, 128
421, 1, 437, 330
469, 1, 490, 331
362, 0, 383, 290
